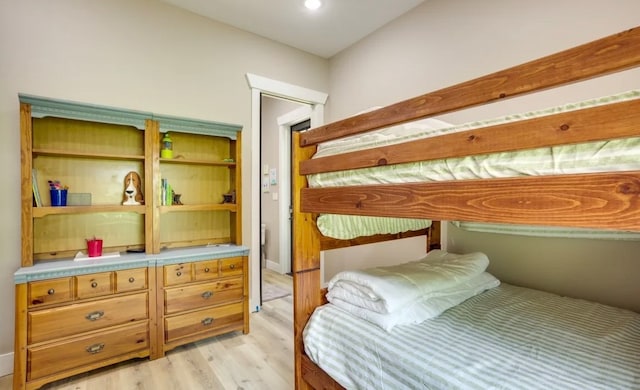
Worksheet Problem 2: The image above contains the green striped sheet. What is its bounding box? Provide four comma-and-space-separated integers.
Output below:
310, 90, 640, 239
451, 221, 640, 240
303, 284, 640, 389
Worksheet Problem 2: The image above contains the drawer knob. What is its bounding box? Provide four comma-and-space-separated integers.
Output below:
47, 289, 55, 295
201, 317, 214, 326
176, 271, 182, 277
201, 291, 213, 299
204, 267, 210, 273
229, 264, 235, 270
85, 311, 105, 321
86, 343, 105, 354
91, 281, 98, 288
128, 277, 135, 283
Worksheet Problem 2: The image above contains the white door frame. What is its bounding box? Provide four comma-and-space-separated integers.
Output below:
246, 73, 327, 312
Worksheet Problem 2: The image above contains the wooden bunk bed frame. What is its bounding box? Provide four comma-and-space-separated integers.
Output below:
292, 26, 640, 390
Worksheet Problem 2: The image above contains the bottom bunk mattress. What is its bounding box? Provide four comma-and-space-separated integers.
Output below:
303, 283, 640, 390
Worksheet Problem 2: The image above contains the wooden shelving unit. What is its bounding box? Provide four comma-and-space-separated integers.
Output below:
14, 94, 248, 390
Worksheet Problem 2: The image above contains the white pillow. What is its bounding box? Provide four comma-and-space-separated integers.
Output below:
329, 272, 500, 332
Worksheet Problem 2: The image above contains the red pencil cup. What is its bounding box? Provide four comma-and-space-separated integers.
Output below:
87, 238, 103, 257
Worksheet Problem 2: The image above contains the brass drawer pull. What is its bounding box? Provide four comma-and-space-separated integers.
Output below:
91, 281, 98, 288
204, 267, 210, 273
86, 343, 105, 354
85, 311, 105, 321
176, 271, 182, 277
201, 291, 213, 299
47, 289, 55, 295
129, 277, 135, 283
201, 317, 214, 326
229, 264, 235, 270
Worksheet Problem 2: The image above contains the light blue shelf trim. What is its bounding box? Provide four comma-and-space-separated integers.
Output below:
14, 253, 153, 284
154, 113, 242, 139
18, 94, 243, 137
19, 94, 150, 130
155, 245, 250, 266
15, 245, 250, 283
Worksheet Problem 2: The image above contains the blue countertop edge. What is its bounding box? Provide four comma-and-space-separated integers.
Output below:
14, 245, 250, 284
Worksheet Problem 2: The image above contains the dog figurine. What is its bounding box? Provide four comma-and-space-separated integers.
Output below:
122, 171, 144, 205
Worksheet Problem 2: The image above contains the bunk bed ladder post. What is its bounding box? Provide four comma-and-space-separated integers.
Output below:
292, 131, 322, 389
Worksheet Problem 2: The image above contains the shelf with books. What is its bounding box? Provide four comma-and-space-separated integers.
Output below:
155, 129, 241, 252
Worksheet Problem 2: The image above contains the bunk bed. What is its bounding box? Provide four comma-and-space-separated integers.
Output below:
292, 26, 640, 390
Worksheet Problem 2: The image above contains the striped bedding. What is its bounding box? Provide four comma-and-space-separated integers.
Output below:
309, 90, 640, 240
303, 284, 640, 390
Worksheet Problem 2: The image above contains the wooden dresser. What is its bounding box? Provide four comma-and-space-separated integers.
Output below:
156, 248, 249, 355
14, 257, 155, 389
14, 247, 249, 389
14, 94, 249, 390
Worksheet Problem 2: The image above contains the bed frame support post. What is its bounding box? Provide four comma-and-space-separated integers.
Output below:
292, 132, 322, 389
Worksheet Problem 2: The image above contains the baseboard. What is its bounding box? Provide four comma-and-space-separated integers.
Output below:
265, 259, 283, 273
0, 351, 13, 377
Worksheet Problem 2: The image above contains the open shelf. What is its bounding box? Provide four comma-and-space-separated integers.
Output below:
33, 148, 145, 161
159, 204, 237, 213
160, 157, 235, 166
32, 205, 146, 218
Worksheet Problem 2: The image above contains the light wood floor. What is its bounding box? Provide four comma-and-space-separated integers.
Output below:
0, 270, 294, 390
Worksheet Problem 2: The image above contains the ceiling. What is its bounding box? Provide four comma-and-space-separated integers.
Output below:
161, 0, 425, 58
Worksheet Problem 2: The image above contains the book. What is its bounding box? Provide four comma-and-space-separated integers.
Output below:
161, 178, 168, 206
32, 168, 42, 207
161, 178, 174, 206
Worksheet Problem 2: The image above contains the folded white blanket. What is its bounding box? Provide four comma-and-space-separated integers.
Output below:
327, 250, 489, 314
329, 272, 500, 331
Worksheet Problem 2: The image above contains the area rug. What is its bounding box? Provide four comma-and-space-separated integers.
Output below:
262, 283, 291, 302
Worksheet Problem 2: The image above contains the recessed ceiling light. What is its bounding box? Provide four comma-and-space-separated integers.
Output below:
305, 0, 322, 10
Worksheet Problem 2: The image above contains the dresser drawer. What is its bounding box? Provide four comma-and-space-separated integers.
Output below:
164, 277, 243, 314
29, 292, 148, 344
28, 321, 149, 380
164, 302, 244, 342
194, 259, 219, 281
164, 263, 193, 286
220, 257, 243, 277
28, 278, 74, 307
76, 272, 114, 299
116, 268, 147, 293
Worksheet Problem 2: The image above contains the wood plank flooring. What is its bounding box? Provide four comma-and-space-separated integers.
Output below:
0, 270, 294, 390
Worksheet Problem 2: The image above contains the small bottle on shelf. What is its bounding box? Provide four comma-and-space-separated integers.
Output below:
161, 132, 173, 159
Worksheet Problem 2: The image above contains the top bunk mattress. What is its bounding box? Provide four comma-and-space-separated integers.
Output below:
308, 90, 640, 239
303, 283, 640, 390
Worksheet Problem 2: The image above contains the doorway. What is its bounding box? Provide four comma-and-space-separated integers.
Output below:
246, 73, 328, 311
260, 98, 311, 305
259, 96, 308, 276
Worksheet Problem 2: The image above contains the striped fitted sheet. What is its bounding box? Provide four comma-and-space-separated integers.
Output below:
309, 90, 640, 240
303, 284, 640, 390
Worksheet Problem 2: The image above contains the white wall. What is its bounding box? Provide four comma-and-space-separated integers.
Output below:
328, 0, 640, 122
324, 0, 640, 311
0, 0, 329, 368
